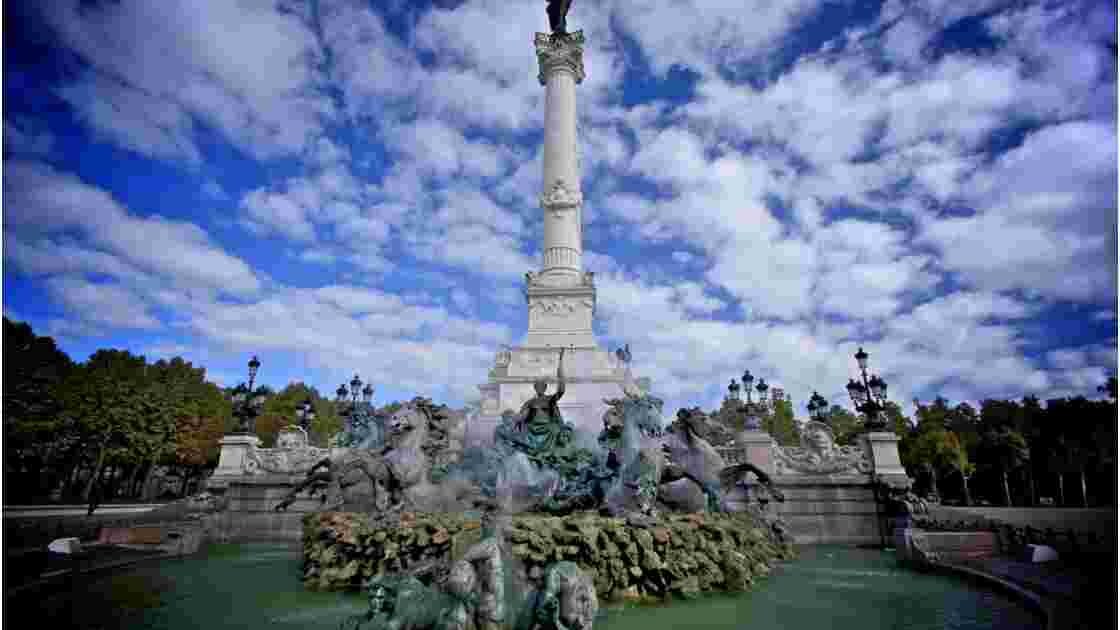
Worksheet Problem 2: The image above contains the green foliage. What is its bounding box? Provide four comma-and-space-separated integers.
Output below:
1099, 377, 1117, 400
3, 318, 76, 497
256, 382, 340, 447
823, 405, 861, 445
762, 397, 800, 447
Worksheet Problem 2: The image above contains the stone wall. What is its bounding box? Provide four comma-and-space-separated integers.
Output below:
926, 506, 1117, 539
301, 510, 795, 603
207, 475, 323, 542
771, 476, 885, 545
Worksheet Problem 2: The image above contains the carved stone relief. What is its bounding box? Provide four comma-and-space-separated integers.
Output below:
772, 421, 872, 475
540, 179, 583, 211
243, 442, 332, 475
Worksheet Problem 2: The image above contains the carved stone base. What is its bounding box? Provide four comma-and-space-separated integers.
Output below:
735, 430, 776, 476
864, 432, 907, 479
208, 434, 262, 491
524, 283, 596, 348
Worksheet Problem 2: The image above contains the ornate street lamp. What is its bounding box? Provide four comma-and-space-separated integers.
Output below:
807, 391, 829, 422
742, 370, 754, 406
332, 373, 379, 448
847, 347, 889, 432
296, 398, 316, 433
231, 355, 267, 435
755, 378, 770, 411
728, 378, 741, 401
349, 374, 362, 403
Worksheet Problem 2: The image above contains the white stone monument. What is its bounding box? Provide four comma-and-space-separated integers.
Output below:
468, 31, 639, 446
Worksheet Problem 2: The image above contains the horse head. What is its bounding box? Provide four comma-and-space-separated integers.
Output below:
603, 392, 665, 439
671, 407, 711, 443
385, 402, 429, 449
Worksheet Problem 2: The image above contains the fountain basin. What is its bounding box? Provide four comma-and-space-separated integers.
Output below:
15, 543, 1043, 630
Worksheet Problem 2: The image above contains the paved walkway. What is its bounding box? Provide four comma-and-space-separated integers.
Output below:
4, 543, 174, 598
4, 505, 165, 518
953, 554, 1116, 630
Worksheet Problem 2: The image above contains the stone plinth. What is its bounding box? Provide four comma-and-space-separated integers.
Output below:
470, 344, 632, 446
864, 432, 907, 482
207, 434, 262, 491
735, 430, 776, 476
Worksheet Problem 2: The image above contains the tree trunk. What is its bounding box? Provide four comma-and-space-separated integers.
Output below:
1079, 468, 1089, 507
1057, 473, 1066, 506
1027, 468, 1037, 507
179, 468, 192, 497
140, 457, 159, 501
106, 465, 118, 500
82, 440, 110, 503
1001, 470, 1012, 506
126, 462, 142, 499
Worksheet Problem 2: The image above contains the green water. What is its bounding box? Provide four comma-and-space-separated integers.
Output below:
15, 543, 1043, 630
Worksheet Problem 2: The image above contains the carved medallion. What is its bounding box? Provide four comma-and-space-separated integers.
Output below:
772, 421, 872, 475
540, 179, 583, 210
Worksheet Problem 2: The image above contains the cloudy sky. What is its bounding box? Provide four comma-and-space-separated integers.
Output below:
3, 0, 1116, 420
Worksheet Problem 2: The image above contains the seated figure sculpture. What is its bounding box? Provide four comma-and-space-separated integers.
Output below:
509, 347, 573, 461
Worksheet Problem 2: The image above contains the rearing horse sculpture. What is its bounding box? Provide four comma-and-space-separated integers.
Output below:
275, 398, 477, 513
599, 370, 785, 517
600, 373, 726, 517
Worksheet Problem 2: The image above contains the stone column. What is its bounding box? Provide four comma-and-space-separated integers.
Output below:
534, 31, 585, 285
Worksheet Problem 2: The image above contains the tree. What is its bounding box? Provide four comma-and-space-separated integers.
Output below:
1099, 377, 1117, 400
57, 349, 150, 502
2, 318, 75, 499
882, 401, 913, 436
763, 396, 800, 446
977, 427, 1030, 506
905, 427, 971, 503
823, 405, 861, 445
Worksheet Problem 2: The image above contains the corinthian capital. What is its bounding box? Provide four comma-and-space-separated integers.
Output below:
534, 30, 585, 85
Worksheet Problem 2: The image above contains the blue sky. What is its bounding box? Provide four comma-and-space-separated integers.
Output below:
3, 0, 1117, 419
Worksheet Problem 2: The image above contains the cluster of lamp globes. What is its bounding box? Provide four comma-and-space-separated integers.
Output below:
227, 356, 375, 436
727, 347, 890, 433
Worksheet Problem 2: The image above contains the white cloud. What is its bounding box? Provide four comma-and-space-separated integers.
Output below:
44, 276, 160, 331
38, 0, 334, 161
4, 161, 262, 296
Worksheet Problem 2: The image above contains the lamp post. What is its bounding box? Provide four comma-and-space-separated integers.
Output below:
732, 370, 766, 431
334, 374, 377, 447
349, 374, 362, 404
296, 398, 316, 433
846, 347, 889, 432
230, 356, 266, 435
807, 391, 828, 422
846, 347, 893, 549
755, 378, 770, 413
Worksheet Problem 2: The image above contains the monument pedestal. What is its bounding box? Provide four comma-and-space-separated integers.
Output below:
864, 432, 908, 484
470, 344, 633, 447
735, 430, 776, 476
206, 434, 262, 492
